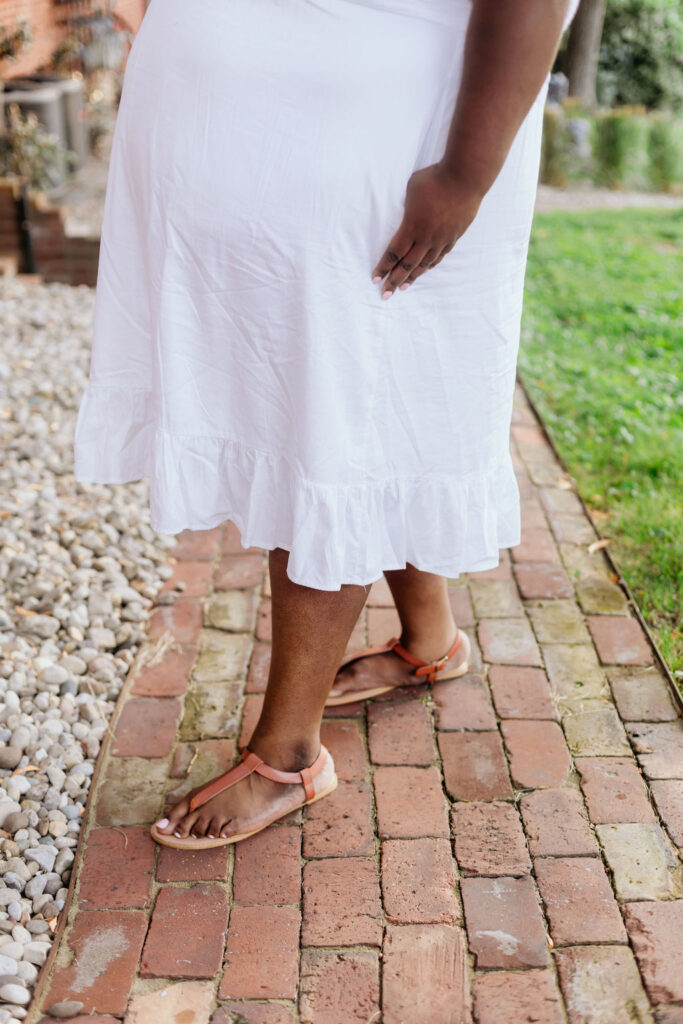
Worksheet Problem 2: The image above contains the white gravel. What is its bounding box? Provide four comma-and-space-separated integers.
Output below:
0, 278, 177, 1022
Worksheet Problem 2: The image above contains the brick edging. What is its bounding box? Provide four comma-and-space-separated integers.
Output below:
517, 371, 683, 716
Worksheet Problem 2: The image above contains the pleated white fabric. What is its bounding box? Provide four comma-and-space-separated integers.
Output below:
74, 0, 580, 590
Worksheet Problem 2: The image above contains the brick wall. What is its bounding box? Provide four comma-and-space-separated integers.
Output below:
1, 0, 147, 79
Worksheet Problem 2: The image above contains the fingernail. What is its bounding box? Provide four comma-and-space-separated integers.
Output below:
399, 282, 410, 291
156, 818, 169, 829
382, 290, 392, 300
372, 275, 382, 284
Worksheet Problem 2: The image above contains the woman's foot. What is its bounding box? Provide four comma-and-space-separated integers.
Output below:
154, 739, 336, 842
328, 626, 469, 702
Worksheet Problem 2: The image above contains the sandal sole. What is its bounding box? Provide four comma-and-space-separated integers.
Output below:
149, 775, 338, 850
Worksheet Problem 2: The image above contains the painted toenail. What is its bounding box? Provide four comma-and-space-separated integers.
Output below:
174, 831, 182, 838
156, 818, 169, 829
208, 834, 215, 838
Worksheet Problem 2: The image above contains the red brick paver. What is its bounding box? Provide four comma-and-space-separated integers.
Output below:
31, 383, 682, 1024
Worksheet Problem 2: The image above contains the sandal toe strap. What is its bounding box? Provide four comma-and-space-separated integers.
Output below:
188, 745, 329, 811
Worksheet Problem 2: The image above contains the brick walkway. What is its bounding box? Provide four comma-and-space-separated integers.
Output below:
29, 384, 682, 1024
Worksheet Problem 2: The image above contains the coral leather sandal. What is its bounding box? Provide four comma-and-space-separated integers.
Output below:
150, 744, 337, 850
325, 629, 471, 707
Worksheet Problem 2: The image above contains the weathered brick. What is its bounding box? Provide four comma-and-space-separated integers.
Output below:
488, 666, 558, 720
528, 600, 591, 645
542, 644, 607, 700
193, 629, 251, 681
381, 838, 459, 924
587, 615, 653, 666
299, 950, 380, 1024
575, 577, 629, 615
501, 720, 571, 788
520, 789, 597, 856
650, 780, 683, 845
596, 822, 683, 901
256, 597, 272, 641
320, 720, 367, 780
45, 910, 148, 1014
473, 970, 565, 1024
130, 644, 197, 698
111, 697, 182, 757
449, 584, 474, 626
559, 541, 613, 583
607, 667, 678, 722
170, 738, 236, 781
156, 843, 231, 883
548, 514, 597, 545
213, 1004, 295, 1024
239, 693, 264, 747
303, 779, 374, 858
162, 560, 213, 598
233, 826, 301, 905
179, 680, 242, 741
654, 1008, 683, 1024
222, 521, 261, 553
576, 757, 655, 824
535, 857, 625, 944
96, 756, 169, 827
204, 589, 256, 632
302, 858, 382, 946
469, 548, 511, 580
511, 526, 559, 564
368, 700, 435, 765
432, 675, 497, 731
78, 827, 155, 910
382, 924, 470, 1024
439, 731, 513, 801
367, 605, 400, 645
622, 901, 683, 1003
514, 562, 573, 600
627, 721, 683, 779
461, 875, 549, 968
555, 945, 653, 1024
219, 905, 299, 1000
478, 618, 542, 666
540, 486, 584, 516
141, 884, 230, 978
125, 980, 215, 1024
173, 527, 223, 561
373, 765, 449, 838
452, 801, 530, 876
214, 552, 264, 590
563, 705, 631, 757
246, 641, 271, 693
148, 600, 203, 644
470, 579, 524, 618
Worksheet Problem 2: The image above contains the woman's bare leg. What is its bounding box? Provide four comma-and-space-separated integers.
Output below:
156, 547, 368, 839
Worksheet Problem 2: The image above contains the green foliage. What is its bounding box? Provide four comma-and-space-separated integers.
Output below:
591, 107, 649, 187
520, 208, 683, 677
599, 0, 683, 112
0, 103, 76, 190
0, 19, 32, 64
648, 115, 683, 190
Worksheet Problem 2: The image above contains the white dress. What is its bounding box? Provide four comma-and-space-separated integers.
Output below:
74, 0, 579, 590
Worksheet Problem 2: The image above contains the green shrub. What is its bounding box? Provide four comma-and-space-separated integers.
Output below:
592, 107, 649, 188
648, 115, 683, 190
598, 0, 683, 113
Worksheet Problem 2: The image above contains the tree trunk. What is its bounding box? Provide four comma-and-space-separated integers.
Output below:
564, 0, 607, 108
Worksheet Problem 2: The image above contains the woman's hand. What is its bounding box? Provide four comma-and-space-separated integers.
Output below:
372, 163, 484, 299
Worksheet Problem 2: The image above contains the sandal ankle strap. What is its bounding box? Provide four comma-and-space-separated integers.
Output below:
390, 631, 462, 684
188, 744, 328, 812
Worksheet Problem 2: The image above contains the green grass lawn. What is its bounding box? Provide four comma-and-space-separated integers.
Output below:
520, 207, 683, 679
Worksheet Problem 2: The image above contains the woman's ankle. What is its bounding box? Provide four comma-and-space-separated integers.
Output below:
247, 729, 321, 772
399, 616, 458, 662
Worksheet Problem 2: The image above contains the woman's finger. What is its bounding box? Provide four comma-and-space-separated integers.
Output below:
401, 247, 439, 287
371, 224, 415, 284
381, 243, 432, 298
